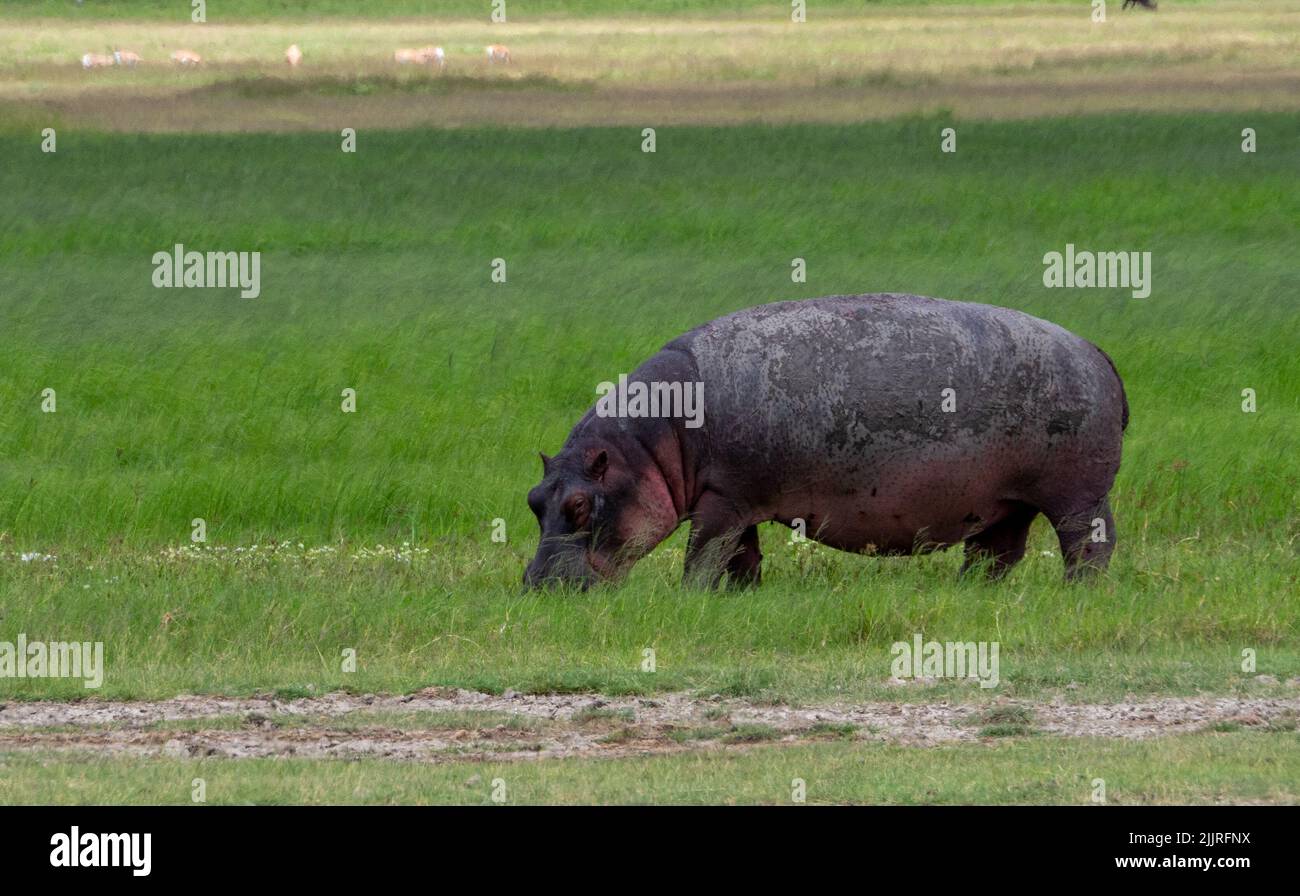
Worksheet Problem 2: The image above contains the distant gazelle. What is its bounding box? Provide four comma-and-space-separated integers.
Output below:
485, 44, 511, 64
395, 46, 445, 67
170, 50, 203, 65
285, 44, 303, 66
81, 53, 115, 69
113, 49, 143, 67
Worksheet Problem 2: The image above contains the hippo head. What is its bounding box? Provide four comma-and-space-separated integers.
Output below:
524, 439, 678, 590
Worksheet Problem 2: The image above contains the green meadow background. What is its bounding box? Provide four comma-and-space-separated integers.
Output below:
0, 114, 1296, 700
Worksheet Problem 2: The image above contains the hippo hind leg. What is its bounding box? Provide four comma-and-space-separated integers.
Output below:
961, 503, 1037, 580
1045, 495, 1116, 581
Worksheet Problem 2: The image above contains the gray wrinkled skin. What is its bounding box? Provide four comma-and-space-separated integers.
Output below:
526, 294, 1128, 589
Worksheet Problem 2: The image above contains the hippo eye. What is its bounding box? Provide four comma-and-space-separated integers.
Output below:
563, 493, 591, 529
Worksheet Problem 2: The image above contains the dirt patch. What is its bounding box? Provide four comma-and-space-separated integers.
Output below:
0, 690, 1295, 763
16, 68, 1300, 132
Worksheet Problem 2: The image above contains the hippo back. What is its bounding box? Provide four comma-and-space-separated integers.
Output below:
664, 293, 1124, 480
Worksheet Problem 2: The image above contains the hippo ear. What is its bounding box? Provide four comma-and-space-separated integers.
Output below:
538, 452, 552, 473
586, 449, 608, 482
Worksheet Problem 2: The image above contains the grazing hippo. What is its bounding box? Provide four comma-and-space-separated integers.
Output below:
525, 294, 1128, 589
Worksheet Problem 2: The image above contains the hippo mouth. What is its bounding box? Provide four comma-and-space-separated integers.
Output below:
524, 534, 637, 591
523, 539, 600, 590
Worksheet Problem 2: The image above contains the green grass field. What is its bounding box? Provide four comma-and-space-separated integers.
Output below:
0, 0, 1296, 804
1, 114, 1296, 704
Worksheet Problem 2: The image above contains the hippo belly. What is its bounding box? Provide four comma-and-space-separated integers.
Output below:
765, 448, 1032, 555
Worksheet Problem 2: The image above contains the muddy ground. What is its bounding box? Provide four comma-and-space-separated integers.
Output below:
1, 688, 1296, 764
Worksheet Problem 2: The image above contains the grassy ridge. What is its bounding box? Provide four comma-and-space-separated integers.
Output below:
0, 114, 1296, 700
6, 2, 1290, 133
2, 0, 1082, 22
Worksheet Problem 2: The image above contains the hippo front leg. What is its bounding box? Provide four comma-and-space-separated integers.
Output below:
683, 492, 761, 589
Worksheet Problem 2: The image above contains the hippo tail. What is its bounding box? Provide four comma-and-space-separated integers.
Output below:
1092, 343, 1129, 431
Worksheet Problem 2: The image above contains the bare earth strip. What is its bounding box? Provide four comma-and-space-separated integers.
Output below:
1, 690, 1296, 763
20, 68, 1299, 133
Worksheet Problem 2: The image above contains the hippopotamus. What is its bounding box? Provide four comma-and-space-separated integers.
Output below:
525, 293, 1128, 589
